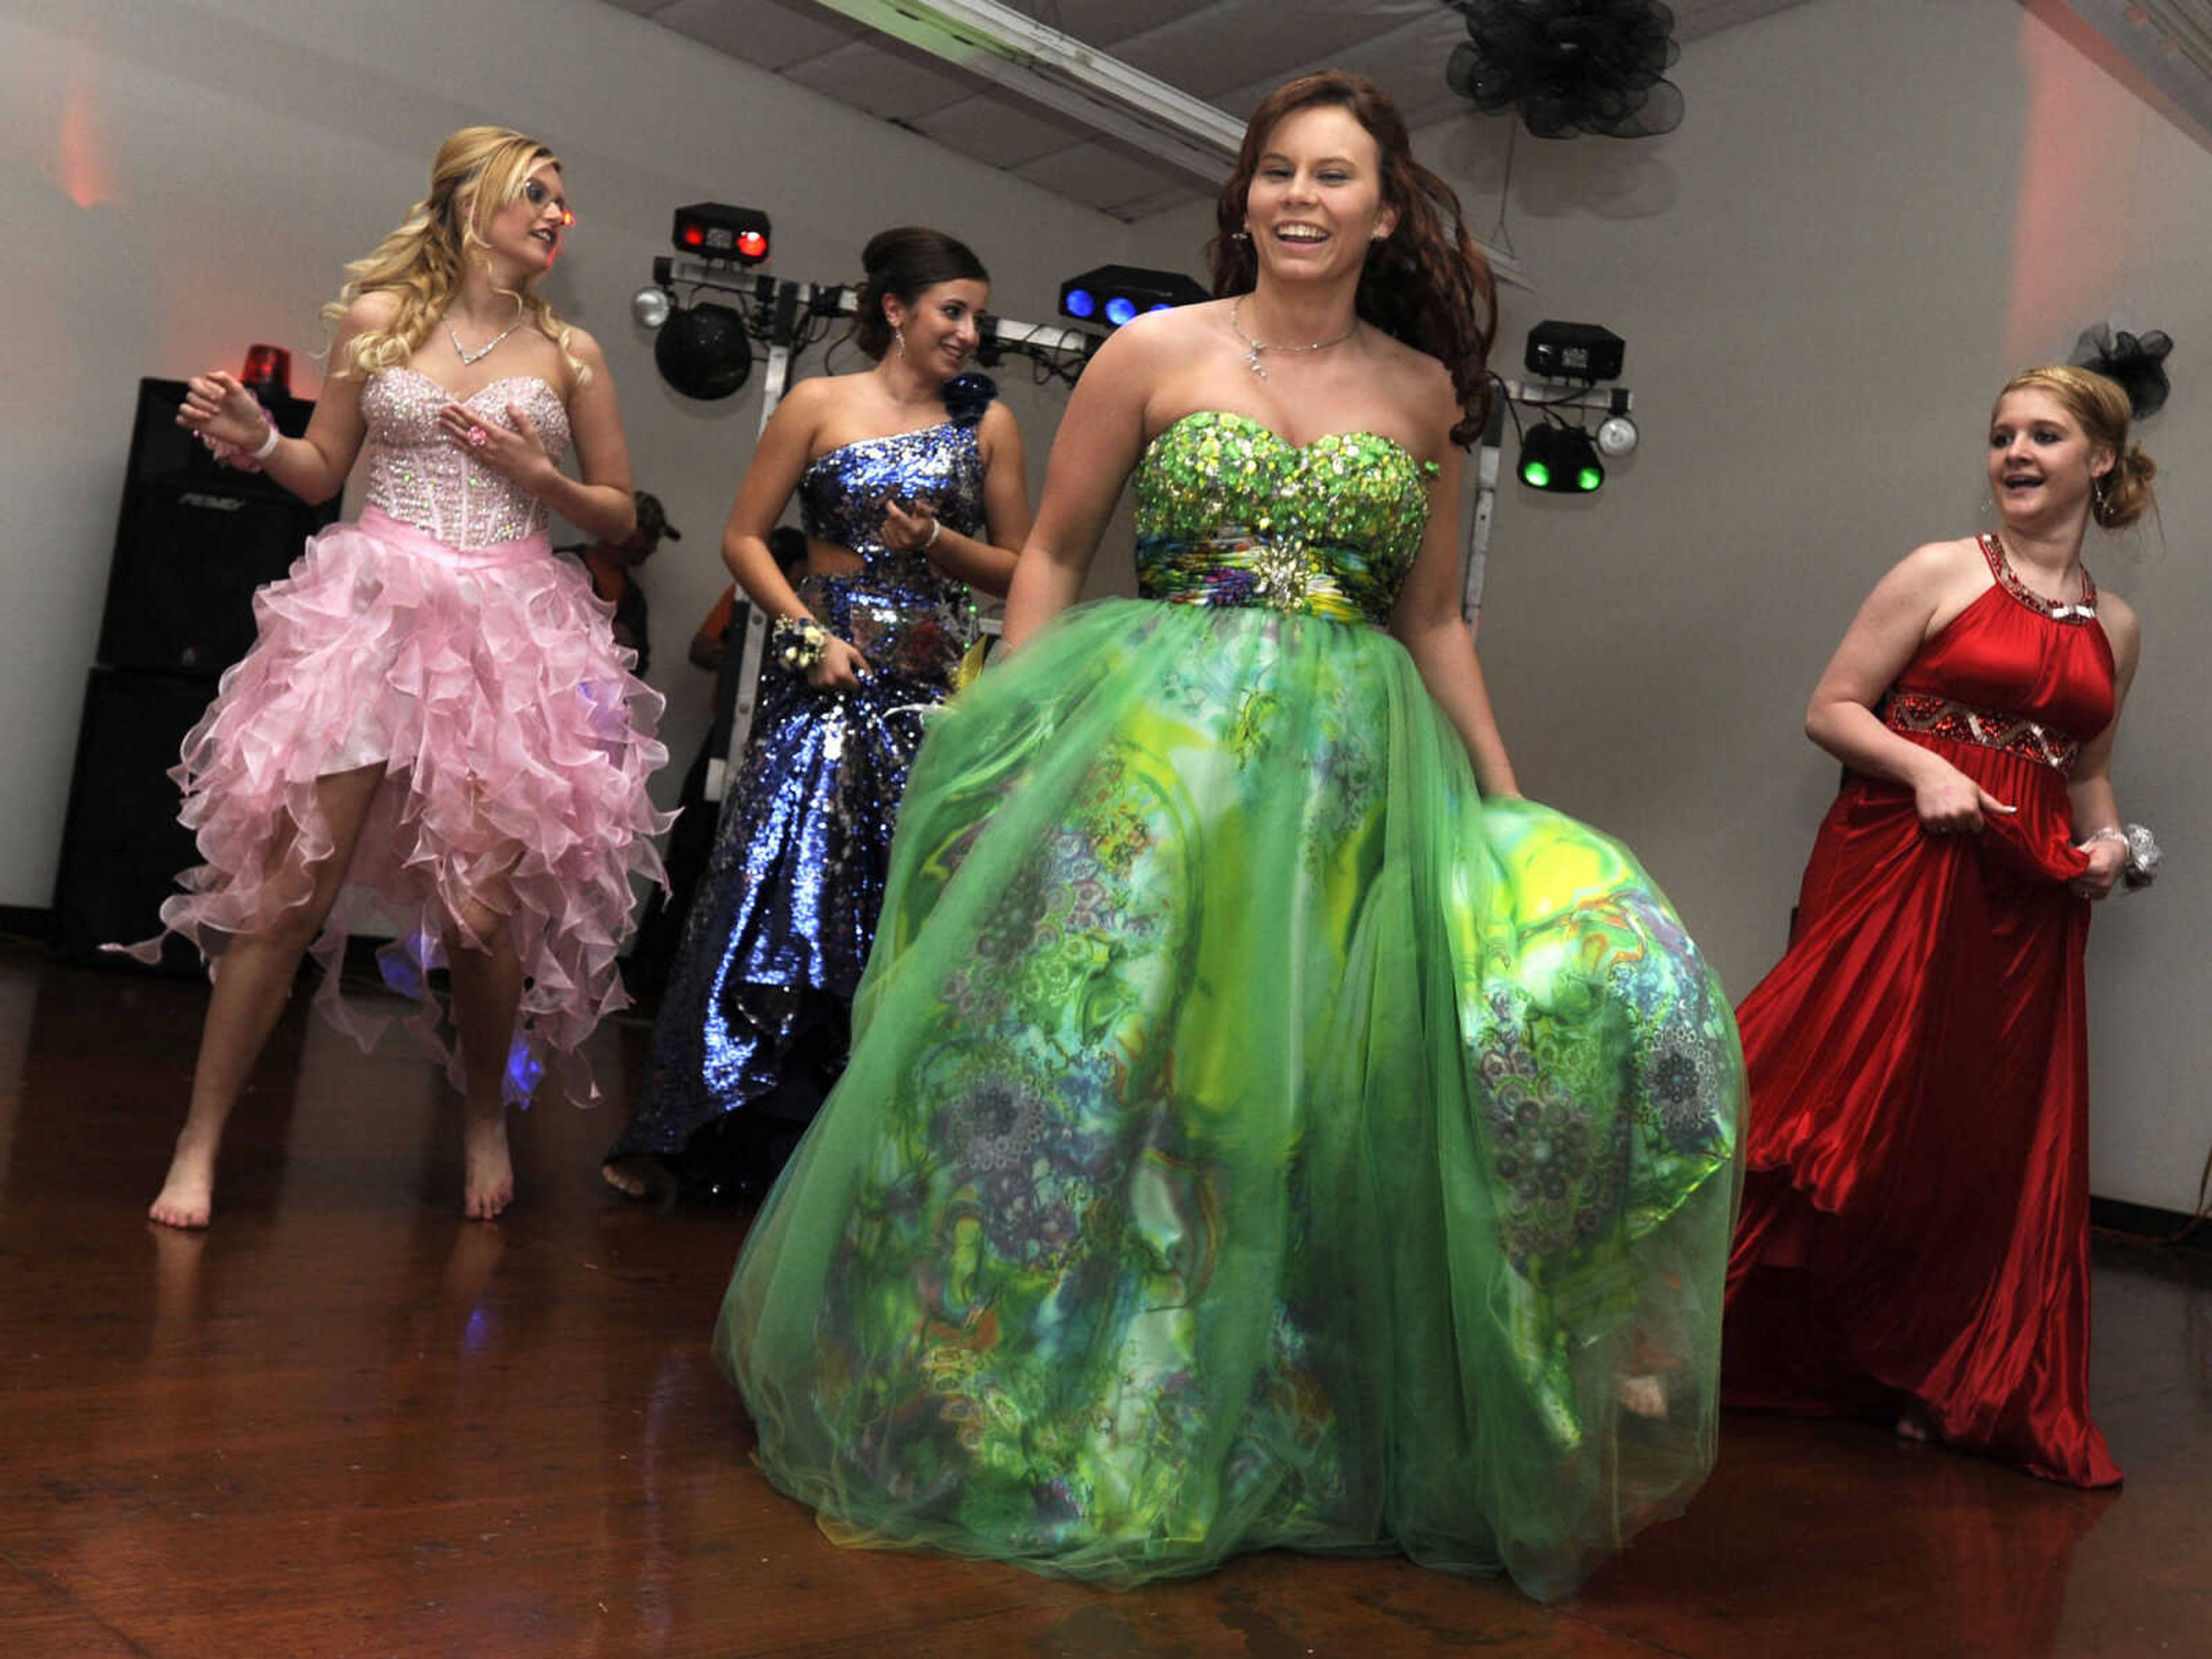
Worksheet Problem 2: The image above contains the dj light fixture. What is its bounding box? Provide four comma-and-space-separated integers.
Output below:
1517, 422, 1605, 494
1058, 264, 1210, 329
631, 206, 775, 401
671, 203, 771, 266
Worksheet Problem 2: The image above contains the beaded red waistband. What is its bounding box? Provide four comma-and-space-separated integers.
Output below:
1882, 690, 2080, 772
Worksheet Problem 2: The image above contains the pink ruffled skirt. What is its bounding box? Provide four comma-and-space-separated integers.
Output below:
119, 506, 672, 1105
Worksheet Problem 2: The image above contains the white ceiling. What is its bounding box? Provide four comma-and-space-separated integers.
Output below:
597, 0, 1820, 220
2064, 0, 2212, 144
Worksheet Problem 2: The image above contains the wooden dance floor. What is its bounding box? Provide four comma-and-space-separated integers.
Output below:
1, 941, 2205, 1657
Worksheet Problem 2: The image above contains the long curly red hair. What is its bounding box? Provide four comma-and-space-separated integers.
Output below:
1209, 71, 1495, 446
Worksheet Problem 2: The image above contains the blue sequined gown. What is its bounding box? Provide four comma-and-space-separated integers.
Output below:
608, 388, 990, 1190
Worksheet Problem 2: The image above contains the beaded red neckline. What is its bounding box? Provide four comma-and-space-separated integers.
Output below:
1978, 533, 2097, 623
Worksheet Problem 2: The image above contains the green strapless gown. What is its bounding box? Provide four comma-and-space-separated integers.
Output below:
716, 412, 1743, 1600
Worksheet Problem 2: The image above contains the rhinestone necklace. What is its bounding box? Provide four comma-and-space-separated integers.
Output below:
1228, 297, 1359, 378
446, 315, 525, 367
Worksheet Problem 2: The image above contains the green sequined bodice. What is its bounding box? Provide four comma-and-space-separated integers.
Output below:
1132, 411, 1438, 627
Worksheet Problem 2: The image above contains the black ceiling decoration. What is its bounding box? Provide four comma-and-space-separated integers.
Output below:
1445, 1, 1685, 139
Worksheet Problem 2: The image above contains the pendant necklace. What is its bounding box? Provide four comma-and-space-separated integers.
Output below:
1228, 297, 1358, 378
446, 315, 524, 367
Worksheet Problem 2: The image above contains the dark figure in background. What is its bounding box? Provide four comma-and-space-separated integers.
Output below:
601, 226, 1031, 1203
624, 527, 808, 1003
567, 487, 679, 676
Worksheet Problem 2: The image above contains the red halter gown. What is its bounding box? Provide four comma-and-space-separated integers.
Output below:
1724, 533, 2122, 1488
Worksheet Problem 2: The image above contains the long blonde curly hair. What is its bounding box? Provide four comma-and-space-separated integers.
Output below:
322, 126, 586, 386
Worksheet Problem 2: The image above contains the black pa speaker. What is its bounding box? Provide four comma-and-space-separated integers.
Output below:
50, 668, 215, 974
96, 378, 336, 678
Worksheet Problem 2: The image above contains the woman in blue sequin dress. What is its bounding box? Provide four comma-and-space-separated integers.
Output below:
604, 228, 1031, 1199
716, 76, 1741, 1601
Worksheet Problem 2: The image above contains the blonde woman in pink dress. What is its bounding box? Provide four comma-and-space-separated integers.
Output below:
140, 126, 669, 1227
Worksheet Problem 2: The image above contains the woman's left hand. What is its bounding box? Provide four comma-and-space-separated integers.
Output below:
438, 401, 558, 490
880, 495, 940, 554
2070, 836, 2127, 900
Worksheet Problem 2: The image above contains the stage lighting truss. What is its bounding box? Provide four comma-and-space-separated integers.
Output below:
634, 254, 1103, 403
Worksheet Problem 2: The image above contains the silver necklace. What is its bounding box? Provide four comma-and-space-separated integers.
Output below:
1228, 297, 1358, 378
446, 315, 524, 367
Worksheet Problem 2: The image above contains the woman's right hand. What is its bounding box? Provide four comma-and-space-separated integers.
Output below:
1912, 760, 2015, 835
177, 371, 272, 451
809, 635, 872, 692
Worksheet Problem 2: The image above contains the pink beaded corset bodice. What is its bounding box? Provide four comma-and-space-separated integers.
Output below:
358, 369, 571, 550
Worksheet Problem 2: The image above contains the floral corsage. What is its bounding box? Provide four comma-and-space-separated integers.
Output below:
196, 393, 277, 473
772, 614, 830, 675
2121, 823, 2161, 891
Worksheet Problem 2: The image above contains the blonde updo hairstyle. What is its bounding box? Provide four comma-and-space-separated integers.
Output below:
1995, 365, 2157, 529
321, 126, 585, 387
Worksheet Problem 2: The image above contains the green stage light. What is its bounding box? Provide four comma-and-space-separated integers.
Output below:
1518, 425, 1605, 495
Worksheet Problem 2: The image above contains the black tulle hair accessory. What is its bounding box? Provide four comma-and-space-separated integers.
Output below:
1446, 1, 1684, 138
944, 372, 997, 429
2070, 324, 2173, 419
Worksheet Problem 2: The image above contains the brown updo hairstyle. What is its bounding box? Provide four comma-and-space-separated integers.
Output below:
1210, 71, 1496, 446
851, 226, 989, 360
1996, 365, 2158, 529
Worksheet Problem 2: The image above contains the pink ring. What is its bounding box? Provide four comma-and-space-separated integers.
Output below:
467, 425, 488, 448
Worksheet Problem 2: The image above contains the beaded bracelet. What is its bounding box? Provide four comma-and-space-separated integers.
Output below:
771, 614, 829, 675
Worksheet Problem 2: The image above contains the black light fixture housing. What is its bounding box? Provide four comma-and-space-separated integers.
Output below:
672, 202, 772, 266
1058, 263, 1210, 328
654, 301, 753, 400
1518, 423, 1605, 494
1525, 320, 1625, 381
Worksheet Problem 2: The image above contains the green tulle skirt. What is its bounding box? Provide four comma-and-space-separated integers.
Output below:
715, 597, 1743, 1601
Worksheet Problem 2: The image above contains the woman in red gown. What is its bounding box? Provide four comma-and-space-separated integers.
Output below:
1724, 366, 2153, 1487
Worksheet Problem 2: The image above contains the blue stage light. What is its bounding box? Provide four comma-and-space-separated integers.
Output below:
1058, 264, 1209, 329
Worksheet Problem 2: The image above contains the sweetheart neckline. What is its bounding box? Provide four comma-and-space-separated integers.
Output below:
380, 365, 566, 408
1144, 410, 1428, 471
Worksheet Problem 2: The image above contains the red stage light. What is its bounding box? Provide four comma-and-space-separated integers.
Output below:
240, 344, 291, 396
671, 203, 772, 266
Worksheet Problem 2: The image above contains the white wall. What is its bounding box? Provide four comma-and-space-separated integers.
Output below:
1131, 0, 2209, 1212
10, 0, 2206, 1210
0, 0, 1127, 911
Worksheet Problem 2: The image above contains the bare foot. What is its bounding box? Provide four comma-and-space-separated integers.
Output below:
463, 1109, 513, 1221
1896, 1406, 1933, 1444
149, 1139, 218, 1229
600, 1155, 672, 1202
1618, 1373, 1669, 1420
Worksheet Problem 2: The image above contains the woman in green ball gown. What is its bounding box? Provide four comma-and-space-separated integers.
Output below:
717, 70, 1742, 1601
